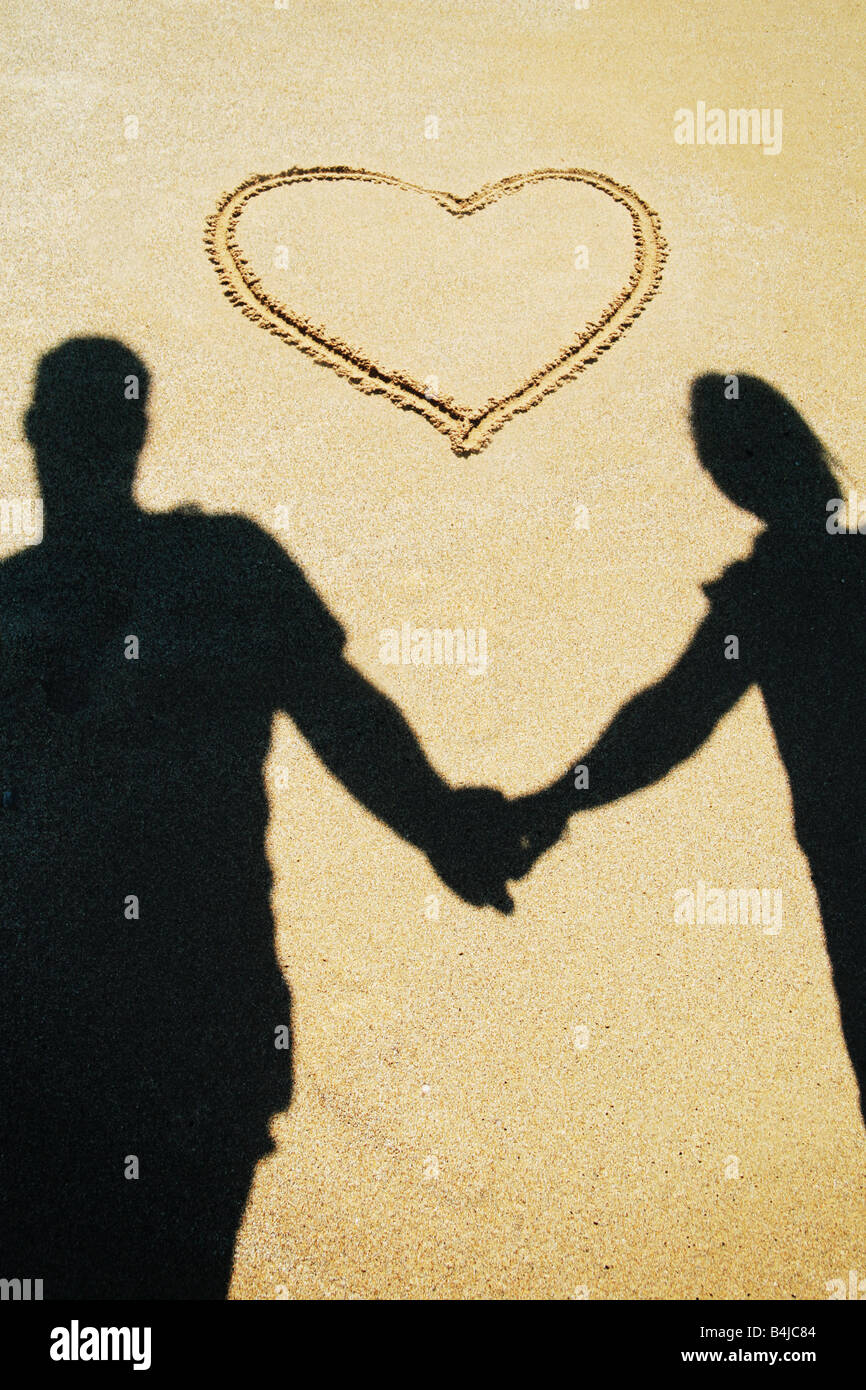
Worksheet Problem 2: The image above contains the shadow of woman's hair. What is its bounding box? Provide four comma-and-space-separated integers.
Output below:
690, 373, 840, 525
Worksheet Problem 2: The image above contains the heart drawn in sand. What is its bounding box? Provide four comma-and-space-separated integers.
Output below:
205, 167, 667, 455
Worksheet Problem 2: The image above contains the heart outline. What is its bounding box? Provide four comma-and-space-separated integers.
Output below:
205, 166, 667, 455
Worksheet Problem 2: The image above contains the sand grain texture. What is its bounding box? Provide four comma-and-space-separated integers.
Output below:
1, 0, 864, 1300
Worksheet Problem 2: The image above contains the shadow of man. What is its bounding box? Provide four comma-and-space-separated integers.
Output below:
518, 373, 866, 1126
0, 336, 528, 1299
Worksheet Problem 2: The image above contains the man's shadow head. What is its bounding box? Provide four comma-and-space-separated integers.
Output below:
690, 373, 838, 526
24, 337, 149, 516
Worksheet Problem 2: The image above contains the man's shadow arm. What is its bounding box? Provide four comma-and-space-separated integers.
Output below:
282, 648, 518, 913
285, 651, 450, 852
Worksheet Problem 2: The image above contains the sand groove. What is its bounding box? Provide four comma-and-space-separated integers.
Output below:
205, 166, 667, 454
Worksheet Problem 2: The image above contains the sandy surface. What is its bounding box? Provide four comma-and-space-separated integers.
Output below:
1, 0, 864, 1298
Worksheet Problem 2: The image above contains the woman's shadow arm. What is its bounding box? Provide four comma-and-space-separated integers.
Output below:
515, 608, 753, 853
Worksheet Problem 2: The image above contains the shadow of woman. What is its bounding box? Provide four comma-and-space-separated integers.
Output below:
0, 337, 529, 1299
519, 373, 866, 1126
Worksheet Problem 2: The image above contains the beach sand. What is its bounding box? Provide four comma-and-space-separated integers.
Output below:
1, 0, 864, 1298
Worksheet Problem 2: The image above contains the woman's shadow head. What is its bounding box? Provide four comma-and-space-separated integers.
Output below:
690, 373, 838, 527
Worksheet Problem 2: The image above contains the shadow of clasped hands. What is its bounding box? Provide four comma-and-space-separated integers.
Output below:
424, 785, 569, 914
